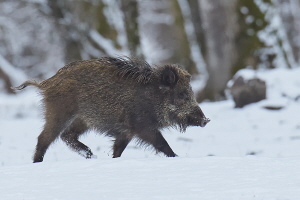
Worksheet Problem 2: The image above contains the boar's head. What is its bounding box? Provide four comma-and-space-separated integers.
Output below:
157, 65, 210, 132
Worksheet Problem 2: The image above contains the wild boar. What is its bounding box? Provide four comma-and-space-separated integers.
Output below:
14, 57, 210, 162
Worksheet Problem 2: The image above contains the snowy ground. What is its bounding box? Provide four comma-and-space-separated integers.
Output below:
0, 67, 300, 199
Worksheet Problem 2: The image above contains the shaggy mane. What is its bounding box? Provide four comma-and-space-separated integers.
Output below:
100, 56, 153, 84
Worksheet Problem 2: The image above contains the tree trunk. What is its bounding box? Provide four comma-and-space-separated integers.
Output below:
121, 0, 143, 58
199, 0, 238, 101
276, 0, 300, 65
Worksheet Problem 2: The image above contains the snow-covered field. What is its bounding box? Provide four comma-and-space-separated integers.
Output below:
0, 67, 300, 199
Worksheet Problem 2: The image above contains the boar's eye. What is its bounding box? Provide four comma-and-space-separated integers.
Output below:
178, 92, 189, 101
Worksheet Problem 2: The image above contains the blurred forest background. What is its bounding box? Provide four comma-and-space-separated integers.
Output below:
0, 0, 300, 101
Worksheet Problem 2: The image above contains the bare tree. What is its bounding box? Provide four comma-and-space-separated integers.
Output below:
1, 0, 299, 101
198, 0, 238, 100
276, 0, 300, 65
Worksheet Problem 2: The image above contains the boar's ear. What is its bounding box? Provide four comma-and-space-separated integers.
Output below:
161, 66, 179, 88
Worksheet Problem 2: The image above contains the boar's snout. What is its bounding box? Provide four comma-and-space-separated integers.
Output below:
187, 107, 210, 127
199, 117, 210, 127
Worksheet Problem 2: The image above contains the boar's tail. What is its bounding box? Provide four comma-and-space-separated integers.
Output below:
12, 80, 40, 91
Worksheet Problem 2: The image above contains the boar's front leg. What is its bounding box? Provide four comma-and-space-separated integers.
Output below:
112, 134, 133, 158
139, 130, 177, 157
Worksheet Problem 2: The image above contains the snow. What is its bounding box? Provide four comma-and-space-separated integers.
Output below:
1, 67, 300, 199
1, 157, 300, 200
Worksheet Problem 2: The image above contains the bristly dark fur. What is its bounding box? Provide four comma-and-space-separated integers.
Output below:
99, 56, 153, 84
13, 56, 209, 162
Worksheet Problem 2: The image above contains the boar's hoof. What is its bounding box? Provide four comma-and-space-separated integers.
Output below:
85, 151, 96, 159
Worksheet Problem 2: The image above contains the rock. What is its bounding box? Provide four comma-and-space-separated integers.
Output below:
229, 75, 266, 108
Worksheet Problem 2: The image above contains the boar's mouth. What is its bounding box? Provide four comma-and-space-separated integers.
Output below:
187, 116, 210, 127
185, 107, 210, 128
171, 108, 210, 132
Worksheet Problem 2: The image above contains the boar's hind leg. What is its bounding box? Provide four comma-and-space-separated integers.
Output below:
139, 130, 177, 157
60, 118, 94, 159
33, 115, 73, 163
112, 134, 132, 158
